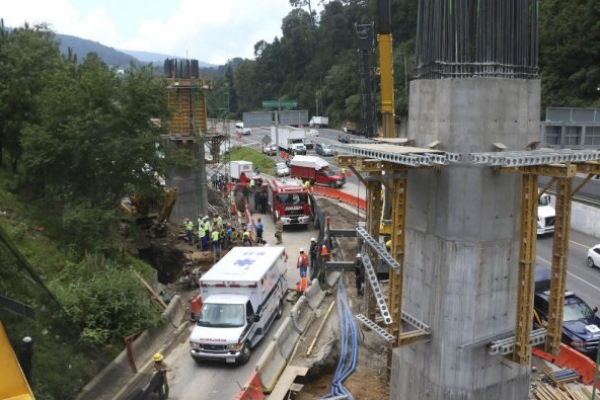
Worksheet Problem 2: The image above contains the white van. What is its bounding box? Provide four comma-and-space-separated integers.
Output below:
235, 122, 251, 135
189, 247, 288, 364
537, 191, 555, 235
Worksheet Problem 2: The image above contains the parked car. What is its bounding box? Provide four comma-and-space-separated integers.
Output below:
275, 161, 290, 177
338, 135, 350, 143
534, 264, 600, 356
315, 143, 334, 156
587, 244, 600, 268
263, 143, 278, 156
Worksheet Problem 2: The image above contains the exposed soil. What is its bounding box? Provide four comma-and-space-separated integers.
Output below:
292, 198, 391, 400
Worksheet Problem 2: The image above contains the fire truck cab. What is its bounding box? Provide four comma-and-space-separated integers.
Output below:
268, 179, 313, 226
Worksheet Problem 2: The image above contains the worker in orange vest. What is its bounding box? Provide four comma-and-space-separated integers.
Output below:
296, 248, 309, 294
297, 248, 309, 279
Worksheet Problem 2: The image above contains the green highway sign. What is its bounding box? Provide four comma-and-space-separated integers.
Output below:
262, 100, 298, 109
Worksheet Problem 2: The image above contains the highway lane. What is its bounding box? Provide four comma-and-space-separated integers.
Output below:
166, 308, 289, 400
536, 230, 600, 310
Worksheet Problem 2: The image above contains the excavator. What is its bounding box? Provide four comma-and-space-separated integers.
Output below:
120, 186, 178, 237
0, 317, 35, 399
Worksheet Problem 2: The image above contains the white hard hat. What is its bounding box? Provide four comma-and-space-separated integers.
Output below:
356, 253, 361, 258
299, 248, 304, 253
311, 237, 316, 242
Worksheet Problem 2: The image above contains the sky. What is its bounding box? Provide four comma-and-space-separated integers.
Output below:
1, 0, 294, 65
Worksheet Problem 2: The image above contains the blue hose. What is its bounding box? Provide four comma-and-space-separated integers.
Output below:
320, 280, 359, 399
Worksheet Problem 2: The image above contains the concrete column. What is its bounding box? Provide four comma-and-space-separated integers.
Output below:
390, 78, 540, 399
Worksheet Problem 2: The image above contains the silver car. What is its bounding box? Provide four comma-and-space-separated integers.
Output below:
275, 161, 290, 177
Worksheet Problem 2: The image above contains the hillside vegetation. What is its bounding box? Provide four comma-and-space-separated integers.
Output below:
219, 0, 600, 125
0, 24, 180, 400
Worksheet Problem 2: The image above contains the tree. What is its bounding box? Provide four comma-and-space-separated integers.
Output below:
0, 23, 63, 172
20, 53, 168, 209
539, 0, 600, 109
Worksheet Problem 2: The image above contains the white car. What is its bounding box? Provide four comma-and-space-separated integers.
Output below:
275, 161, 290, 177
587, 244, 600, 268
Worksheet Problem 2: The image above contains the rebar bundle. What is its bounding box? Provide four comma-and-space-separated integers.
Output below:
415, 0, 538, 79
164, 58, 200, 79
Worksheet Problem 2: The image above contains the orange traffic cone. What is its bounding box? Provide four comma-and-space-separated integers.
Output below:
321, 245, 329, 257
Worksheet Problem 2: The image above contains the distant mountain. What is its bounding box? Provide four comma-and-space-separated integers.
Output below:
121, 49, 216, 68
56, 33, 141, 68
54, 34, 216, 71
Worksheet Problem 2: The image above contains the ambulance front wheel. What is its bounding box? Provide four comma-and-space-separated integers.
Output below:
239, 343, 252, 365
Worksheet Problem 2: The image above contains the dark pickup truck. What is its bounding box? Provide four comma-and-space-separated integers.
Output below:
534, 265, 600, 356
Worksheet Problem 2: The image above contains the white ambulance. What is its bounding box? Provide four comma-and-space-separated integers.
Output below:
189, 247, 288, 364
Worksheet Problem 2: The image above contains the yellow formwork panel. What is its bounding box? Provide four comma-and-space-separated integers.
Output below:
0, 320, 34, 399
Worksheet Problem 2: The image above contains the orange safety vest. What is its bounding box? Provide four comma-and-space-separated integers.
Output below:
297, 253, 308, 268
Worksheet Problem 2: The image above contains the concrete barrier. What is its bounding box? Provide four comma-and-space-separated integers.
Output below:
77, 296, 186, 400
533, 344, 600, 387
291, 297, 313, 335
304, 280, 325, 310
255, 317, 299, 393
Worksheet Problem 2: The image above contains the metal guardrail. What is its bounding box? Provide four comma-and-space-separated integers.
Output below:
356, 227, 400, 272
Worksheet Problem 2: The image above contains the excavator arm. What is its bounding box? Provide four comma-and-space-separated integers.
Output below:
0, 318, 35, 399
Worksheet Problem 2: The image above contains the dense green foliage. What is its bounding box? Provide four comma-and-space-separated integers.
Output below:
219, 0, 600, 124
50, 259, 163, 345
0, 23, 175, 399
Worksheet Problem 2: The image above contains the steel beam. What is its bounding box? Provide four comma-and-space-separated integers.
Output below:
398, 330, 431, 346
328, 229, 358, 238
545, 178, 572, 355
470, 149, 600, 167
500, 164, 577, 178
575, 161, 600, 176
513, 173, 538, 364
365, 173, 382, 323
362, 252, 392, 325
389, 176, 407, 349
356, 226, 401, 272
330, 143, 461, 167
323, 261, 356, 272
355, 314, 395, 342
489, 329, 547, 356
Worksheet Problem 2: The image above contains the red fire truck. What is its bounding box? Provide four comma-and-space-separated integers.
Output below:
267, 179, 313, 226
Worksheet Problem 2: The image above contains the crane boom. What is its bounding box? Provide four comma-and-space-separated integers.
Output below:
377, 0, 395, 139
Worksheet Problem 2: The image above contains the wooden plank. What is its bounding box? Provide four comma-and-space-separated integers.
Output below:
267, 365, 309, 400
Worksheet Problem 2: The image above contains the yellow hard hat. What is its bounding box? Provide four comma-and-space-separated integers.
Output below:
153, 353, 164, 362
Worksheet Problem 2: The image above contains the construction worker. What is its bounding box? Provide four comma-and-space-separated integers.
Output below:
153, 353, 171, 399
309, 238, 319, 278
274, 217, 283, 244
303, 179, 311, 192
211, 228, 220, 255
297, 248, 309, 278
198, 218, 206, 249
184, 218, 194, 246
255, 217, 264, 244
341, 166, 346, 178
231, 227, 242, 247
242, 228, 252, 246
202, 216, 211, 250
213, 213, 223, 231
355, 253, 364, 297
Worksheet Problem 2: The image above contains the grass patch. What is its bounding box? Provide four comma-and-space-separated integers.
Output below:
229, 145, 276, 173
